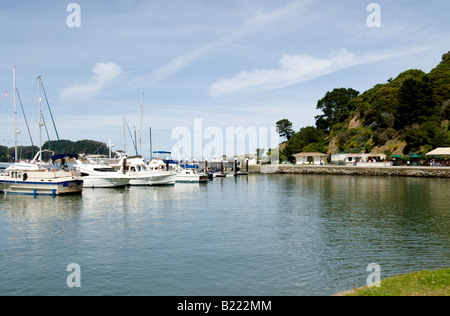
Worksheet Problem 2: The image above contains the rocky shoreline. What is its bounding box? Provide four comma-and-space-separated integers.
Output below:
247, 164, 450, 178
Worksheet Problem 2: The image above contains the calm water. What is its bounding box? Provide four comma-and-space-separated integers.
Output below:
0, 174, 448, 296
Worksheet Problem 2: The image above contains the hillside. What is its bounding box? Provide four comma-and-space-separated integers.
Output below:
280, 51, 450, 161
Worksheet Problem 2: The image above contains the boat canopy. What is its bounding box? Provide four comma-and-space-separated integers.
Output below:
182, 163, 199, 169
153, 151, 171, 154
163, 159, 179, 165
51, 153, 79, 161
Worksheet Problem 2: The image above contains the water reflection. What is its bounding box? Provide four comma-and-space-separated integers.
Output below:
267, 175, 449, 294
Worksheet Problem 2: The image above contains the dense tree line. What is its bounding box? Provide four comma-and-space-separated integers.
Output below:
277, 51, 450, 161
0, 139, 110, 162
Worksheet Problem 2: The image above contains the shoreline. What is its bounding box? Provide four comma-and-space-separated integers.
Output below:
247, 164, 450, 178
331, 268, 450, 296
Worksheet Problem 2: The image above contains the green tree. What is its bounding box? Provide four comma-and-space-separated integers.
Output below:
315, 88, 360, 133
0, 145, 9, 162
282, 126, 327, 162
256, 148, 265, 163
395, 76, 438, 130
43, 139, 109, 155
276, 119, 294, 141
403, 121, 450, 154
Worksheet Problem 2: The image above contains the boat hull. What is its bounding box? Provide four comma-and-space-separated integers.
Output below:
175, 175, 208, 183
148, 172, 177, 186
0, 170, 83, 196
0, 179, 83, 196
127, 171, 177, 186
81, 176, 130, 188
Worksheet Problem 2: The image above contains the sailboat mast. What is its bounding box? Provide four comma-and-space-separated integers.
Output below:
13, 66, 18, 162
139, 92, 144, 156
149, 127, 152, 161
123, 116, 126, 153
37, 76, 42, 161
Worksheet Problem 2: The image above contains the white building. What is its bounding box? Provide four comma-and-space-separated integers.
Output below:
235, 154, 258, 166
331, 153, 389, 166
292, 152, 327, 165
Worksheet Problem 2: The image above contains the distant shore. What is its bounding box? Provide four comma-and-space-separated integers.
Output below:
247, 164, 450, 178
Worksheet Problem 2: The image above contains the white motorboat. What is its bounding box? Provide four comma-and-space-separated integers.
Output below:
75, 155, 131, 188
0, 151, 83, 196
176, 168, 208, 183
110, 153, 176, 186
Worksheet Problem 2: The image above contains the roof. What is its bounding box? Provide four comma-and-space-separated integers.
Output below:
426, 148, 450, 156
235, 154, 257, 160
292, 152, 327, 157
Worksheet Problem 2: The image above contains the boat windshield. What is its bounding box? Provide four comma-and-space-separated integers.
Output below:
93, 168, 117, 172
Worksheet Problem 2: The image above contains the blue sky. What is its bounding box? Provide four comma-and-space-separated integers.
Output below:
1, 0, 449, 159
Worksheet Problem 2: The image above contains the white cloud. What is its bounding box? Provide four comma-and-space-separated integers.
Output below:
208, 47, 430, 98
145, 44, 215, 85
241, 0, 306, 29
141, 0, 308, 86
60, 62, 122, 100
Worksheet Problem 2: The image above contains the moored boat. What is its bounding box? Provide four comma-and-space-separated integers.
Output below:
0, 70, 83, 196
110, 152, 176, 186
0, 151, 83, 196
176, 168, 208, 183
75, 155, 131, 188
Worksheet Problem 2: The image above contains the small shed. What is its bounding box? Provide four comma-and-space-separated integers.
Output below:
292, 152, 327, 165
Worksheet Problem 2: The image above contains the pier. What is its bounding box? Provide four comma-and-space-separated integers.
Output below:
255, 164, 450, 178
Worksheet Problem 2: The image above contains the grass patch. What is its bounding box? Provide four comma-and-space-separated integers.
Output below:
345, 268, 450, 296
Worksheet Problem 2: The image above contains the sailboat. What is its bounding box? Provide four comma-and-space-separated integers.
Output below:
0, 69, 83, 196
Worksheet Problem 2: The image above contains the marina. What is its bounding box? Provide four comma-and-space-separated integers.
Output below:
0, 65, 448, 295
